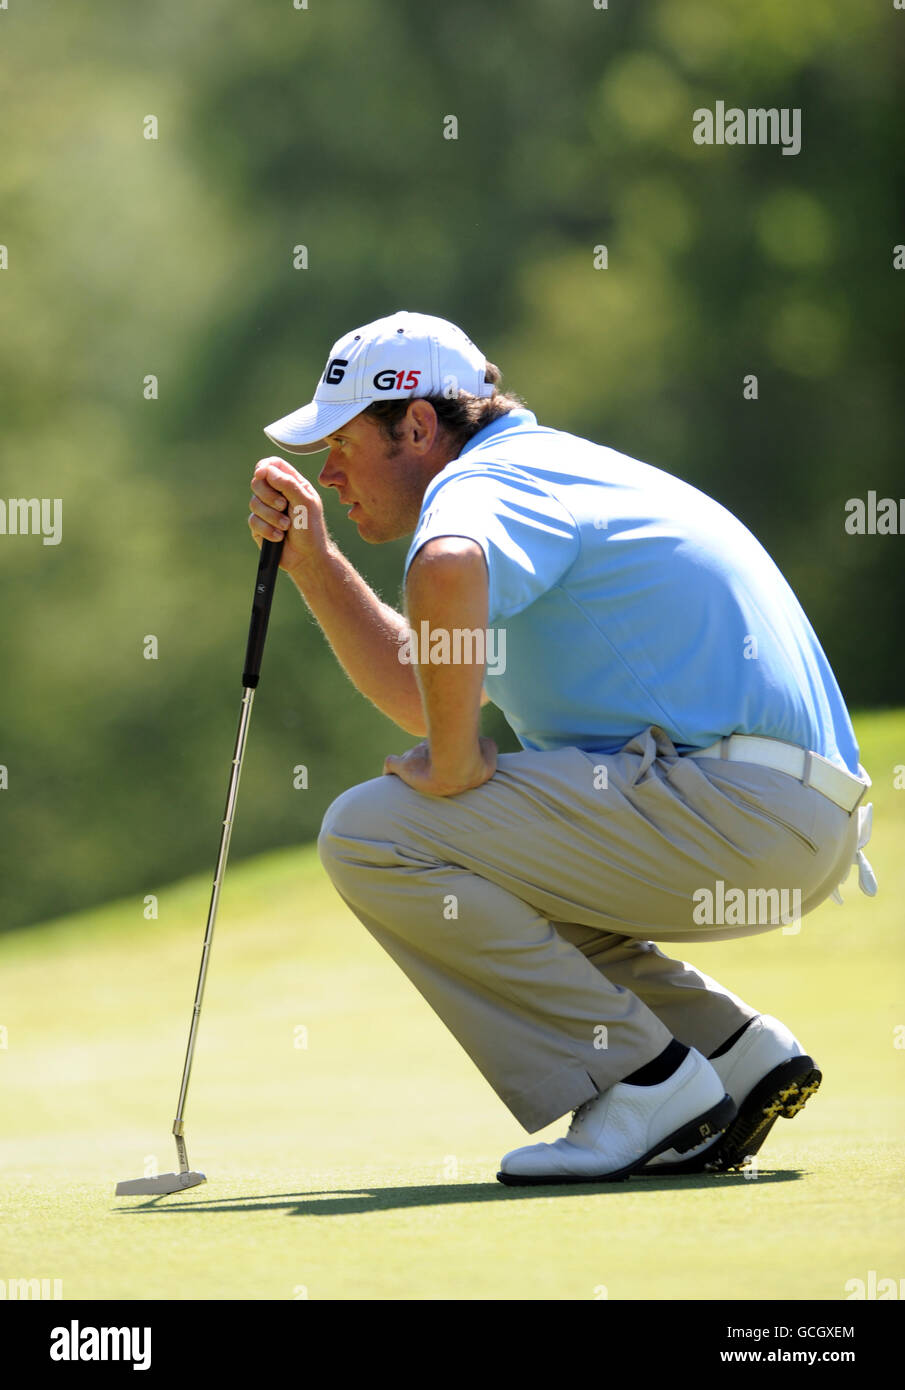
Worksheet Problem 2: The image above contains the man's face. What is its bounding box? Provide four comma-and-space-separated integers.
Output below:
318, 409, 436, 543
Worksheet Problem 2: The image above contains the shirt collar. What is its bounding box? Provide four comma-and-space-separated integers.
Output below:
459, 407, 538, 457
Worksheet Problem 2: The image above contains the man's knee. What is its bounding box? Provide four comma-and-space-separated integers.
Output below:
317, 776, 397, 876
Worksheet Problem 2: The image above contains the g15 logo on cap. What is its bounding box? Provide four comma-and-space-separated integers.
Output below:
323, 358, 349, 384
373, 369, 422, 391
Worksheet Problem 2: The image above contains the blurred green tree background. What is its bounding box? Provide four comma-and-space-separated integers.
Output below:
1, 0, 902, 930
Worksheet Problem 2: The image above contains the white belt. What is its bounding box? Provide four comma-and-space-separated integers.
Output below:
686, 734, 878, 900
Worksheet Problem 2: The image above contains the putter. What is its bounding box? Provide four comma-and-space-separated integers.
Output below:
116, 535, 285, 1197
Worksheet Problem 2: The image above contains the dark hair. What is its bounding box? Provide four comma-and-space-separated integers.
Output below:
363, 362, 525, 453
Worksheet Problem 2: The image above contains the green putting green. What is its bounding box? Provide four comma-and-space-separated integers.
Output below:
2, 710, 903, 1300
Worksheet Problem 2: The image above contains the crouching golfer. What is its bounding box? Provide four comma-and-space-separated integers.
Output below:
249, 310, 877, 1184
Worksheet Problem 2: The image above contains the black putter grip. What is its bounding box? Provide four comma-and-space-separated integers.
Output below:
242, 537, 284, 688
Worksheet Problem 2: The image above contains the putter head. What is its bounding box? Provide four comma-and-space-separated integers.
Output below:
115, 1171, 206, 1197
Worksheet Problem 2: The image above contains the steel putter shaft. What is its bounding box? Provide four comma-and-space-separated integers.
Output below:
116, 537, 284, 1197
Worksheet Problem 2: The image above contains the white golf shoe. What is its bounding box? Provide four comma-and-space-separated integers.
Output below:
496, 1047, 735, 1185
641, 1014, 822, 1174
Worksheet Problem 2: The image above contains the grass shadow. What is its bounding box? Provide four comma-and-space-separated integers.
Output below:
113, 1167, 804, 1217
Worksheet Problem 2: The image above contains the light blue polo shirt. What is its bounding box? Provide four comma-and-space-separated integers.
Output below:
403, 408, 860, 775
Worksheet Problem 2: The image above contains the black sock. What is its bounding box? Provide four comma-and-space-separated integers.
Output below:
622, 1038, 689, 1086
709, 1017, 756, 1060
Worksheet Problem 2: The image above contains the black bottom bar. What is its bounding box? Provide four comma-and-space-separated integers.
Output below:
2, 1297, 896, 1373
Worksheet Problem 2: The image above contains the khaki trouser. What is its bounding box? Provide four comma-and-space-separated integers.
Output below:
317, 725, 867, 1132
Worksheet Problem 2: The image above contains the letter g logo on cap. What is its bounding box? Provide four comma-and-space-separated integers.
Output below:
323, 358, 348, 385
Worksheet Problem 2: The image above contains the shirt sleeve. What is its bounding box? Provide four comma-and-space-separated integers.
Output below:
403, 463, 580, 623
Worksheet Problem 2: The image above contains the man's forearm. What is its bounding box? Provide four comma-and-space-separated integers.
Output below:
286, 544, 426, 735
415, 648, 485, 781
405, 539, 489, 785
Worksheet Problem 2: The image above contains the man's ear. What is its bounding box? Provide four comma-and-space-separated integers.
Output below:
407, 398, 440, 451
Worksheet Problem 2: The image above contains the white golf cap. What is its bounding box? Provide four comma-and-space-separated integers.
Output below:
263, 310, 495, 454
